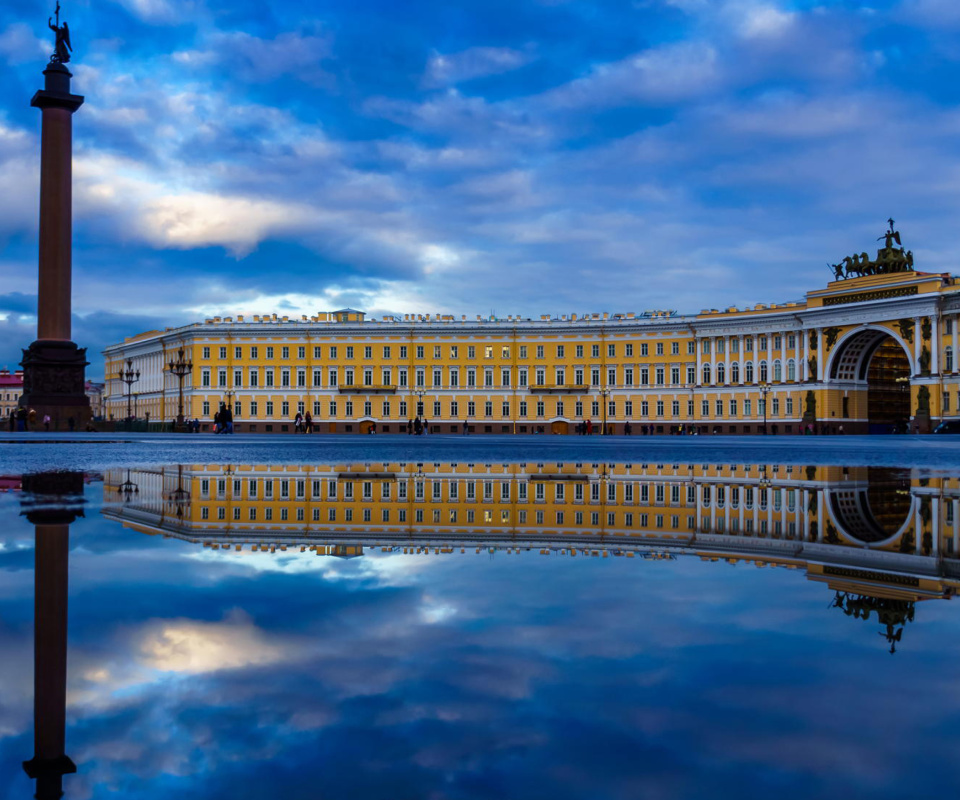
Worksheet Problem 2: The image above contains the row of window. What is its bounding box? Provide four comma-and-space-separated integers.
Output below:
194, 395, 797, 420
197, 342, 700, 362
197, 503, 800, 534
198, 477, 796, 509
196, 360, 798, 389
194, 335, 810, 364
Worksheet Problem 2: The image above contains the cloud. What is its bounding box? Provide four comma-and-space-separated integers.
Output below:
111, 0, 201, 25
539, 42, 722, 109
173, 30, 335, 86
424, 46, 534, 87
0, 22, 48, 64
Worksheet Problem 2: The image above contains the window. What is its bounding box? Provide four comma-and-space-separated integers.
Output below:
557, 345, 565, 358
656, 366, 665, 385
608, 344, 615, 357
346, 346, 354, 359
702, 364, 711, 384
501, 368, 511, 386
759, 360, 769, 382
672, 341, 680, 355
281, 346, 289, 359
731, 362, 740, 383
364, 346, 372, 359
416, 346, 424, 359
787, 359, 796, 381
536, 345, 544, 358
435, 345, 442, 359
946, 348, 954, 372
576, 345, 584, 357
746, 362, 755, 382
314, 346, 322, 359
656, 342, 664, 356
218, 346, 227, 359
641, 343, 648, 356
399, 346, 407, 359
592, 344, 600, 358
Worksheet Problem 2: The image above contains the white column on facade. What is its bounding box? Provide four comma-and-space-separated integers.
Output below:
817, 328, 824, 383
711, 336, 718, 385
931, 497, 941, 556
953, 314, 958, 373
932, 315, 940, 374
696, 334, 702, 385
801, 328, 808, 382
914, 317, 922, 376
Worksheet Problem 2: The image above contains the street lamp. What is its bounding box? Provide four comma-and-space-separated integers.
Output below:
759, 381, 771, 435
599, 387, 611, 435
167, 346, 193, 429
413, 388, 426, 417
118, 359, 140, 421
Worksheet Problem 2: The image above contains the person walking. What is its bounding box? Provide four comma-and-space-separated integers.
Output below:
17, 407, 27, 431
223, 403, 234, 434
42, 414, 51, 432
462, 419, 469, 435
8, 410, 15, 432
305, 411, 313, 434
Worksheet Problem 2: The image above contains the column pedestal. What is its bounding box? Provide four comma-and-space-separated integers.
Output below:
20, 340, 90, 430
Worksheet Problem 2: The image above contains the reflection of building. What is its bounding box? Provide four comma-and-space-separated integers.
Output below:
103, 462, 960, 650
102, 245, 960, 432
104, 461, 960, 590
1, 368, 23, 419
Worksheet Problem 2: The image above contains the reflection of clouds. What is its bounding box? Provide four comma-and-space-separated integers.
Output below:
138, 610, 287, 674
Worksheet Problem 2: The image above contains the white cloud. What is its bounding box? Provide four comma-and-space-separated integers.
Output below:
736, 3, 796, 39
425, 46, 534, 87
112, 0, 200, 24
138, 610, 287, 674
0, 22, 48, 64
539, 42, 721, 109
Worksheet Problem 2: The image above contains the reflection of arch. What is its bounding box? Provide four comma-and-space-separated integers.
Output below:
824, 471, 916, 546
827, 325, 913, 381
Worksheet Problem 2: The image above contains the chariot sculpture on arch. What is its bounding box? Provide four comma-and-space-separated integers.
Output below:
829, 218, 914, 280
48, 2, 72, 65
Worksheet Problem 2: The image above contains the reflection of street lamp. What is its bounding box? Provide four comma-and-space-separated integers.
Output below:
118, 359, 140, 421
599, 387, 611, 435
118, 470, 139, 502
163, 465, 191, 520
759, 381, 771, 434
167, 347, 193, 429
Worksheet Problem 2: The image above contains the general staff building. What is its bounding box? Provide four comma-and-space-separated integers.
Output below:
101, 229, 960, 434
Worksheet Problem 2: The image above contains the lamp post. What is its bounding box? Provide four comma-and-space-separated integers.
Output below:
167, 347, 193, 429
599, 387, 610, 435
414, 388, 426, 418
759, 381, 771, 435
118, 359, 139, 421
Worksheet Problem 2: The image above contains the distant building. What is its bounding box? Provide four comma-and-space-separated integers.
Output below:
85, 381, 104, 419
0, 369, 23, 420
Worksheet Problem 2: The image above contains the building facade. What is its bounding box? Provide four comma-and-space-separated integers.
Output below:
102, 232, 960, 434
1, 369, 23, 421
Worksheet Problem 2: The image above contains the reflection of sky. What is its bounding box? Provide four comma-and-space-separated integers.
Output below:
4, 481, 960, 799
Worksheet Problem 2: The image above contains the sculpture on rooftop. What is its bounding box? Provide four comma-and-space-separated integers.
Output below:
48, 2, 72, 64
828, 219, 914, 279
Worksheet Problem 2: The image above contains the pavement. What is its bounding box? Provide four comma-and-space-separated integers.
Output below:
2, 431, 960, 472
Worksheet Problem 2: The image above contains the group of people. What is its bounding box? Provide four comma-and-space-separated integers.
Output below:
407, 417, 430, 435
7, 408, 79, 432
213, 403, 235, 434
293, 411, 314, 433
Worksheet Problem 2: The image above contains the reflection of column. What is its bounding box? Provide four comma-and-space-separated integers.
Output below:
952, 499, 959, 555
20, 473, 84, 800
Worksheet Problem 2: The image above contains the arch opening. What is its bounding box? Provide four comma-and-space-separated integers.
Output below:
830, 329, 911, 433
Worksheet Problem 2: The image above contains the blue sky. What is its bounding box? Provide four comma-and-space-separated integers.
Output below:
3, 477, 960, 798
2, 1, 960, 377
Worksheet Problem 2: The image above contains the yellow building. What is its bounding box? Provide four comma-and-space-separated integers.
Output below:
102, 230, 960, 433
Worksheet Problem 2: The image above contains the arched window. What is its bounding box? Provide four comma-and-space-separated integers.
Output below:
759, 360, 768, 382
745, 362, 755, 382
702, 363, 711, 384
946, 347, 954, 373
773, 360, 782, 382
717, 363, 726, 384
731, 362, 740, 383
787, 359, 796, 381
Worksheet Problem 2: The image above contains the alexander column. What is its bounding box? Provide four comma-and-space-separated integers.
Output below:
19, 3, 90, 430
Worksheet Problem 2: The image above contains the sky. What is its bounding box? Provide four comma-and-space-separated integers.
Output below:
3, 473, 960, 799
2, 0, 960, 378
